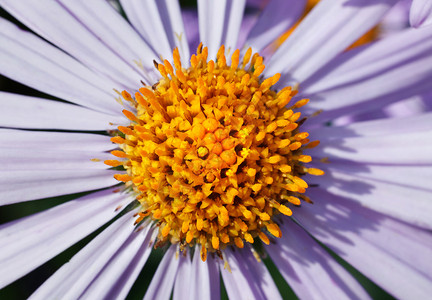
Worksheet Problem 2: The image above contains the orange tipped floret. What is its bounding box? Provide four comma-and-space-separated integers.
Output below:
111, 150, 128, 158
104, 160, 123, 167
267, 223, 282, 238
259, 232, 270, 245
108, 44, 321, 260
114, 174, 131, 182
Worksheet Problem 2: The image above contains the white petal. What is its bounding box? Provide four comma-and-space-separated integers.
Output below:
221, 248, 282, 300
245, 0, 306, 52
144, 245, 180, 300
0, 188, 127, 289
198, 0, 228, 59
120, 0, 190, 66
190, 250, 220, 300
266, 0, 398, 85
267, 219, 370, 300
29, 209, 139, 300
302, 26, 432, 119
0, 129, 115, 152
1, 0, 151, 88
81, 224, 153, 300
175, 247, 219, 300
82, 226, 153, 300
410, 0, 432, 28
0, 18, 123, 115
58, 0, 159, 83
0, 92, 126, 131
222, 0, 246, 54
0, 169, 118, 205
294, 188, 432, 299
0, 148, 112, 170
173, 252, 192, 300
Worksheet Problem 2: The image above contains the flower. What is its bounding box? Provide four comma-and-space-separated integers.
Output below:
1, 0, 432, 299
409, 0, 432, 28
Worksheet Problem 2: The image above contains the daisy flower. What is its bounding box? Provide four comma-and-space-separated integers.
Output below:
1, 0, 432, 299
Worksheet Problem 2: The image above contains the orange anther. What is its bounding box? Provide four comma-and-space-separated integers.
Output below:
203, 132, 217, 145
212, 143, 223, 155
214, 128, 228, 141
220, 150, 237, 165
192, 124, 206, 140
259, 232, 270, 245
266, 223, 282, 238
203, 118, 219, 132
234, 237, 244, 248
162, 224, 171, 237
111, 150, 128, 158
221, 138, 235, 150
308, 168, 325, 176
110, 136, 125, 144
114, 174, 131, 182
104, 160, 123, 167
212, 236, 220, 250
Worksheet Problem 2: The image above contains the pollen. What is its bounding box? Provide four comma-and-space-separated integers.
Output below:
107, 44, 324, 260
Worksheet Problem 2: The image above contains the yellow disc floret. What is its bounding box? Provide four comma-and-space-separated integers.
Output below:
106, 44, 323, 261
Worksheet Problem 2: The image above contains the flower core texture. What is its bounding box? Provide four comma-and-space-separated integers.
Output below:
106, 44, 324, 261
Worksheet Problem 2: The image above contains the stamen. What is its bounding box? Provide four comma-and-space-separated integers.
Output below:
107, 44, 324, 259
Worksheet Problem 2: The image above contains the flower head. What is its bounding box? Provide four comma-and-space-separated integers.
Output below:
107, 44, 324, 259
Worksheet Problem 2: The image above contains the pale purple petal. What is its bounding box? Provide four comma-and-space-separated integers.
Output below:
198, 0, 230, 60
182, 9, 200, 51
0, 148, 113, 170
307, 169, 432, 230
0, 169, 119, 205
83, 226, 154, 300
244, 0, 306, 52
321, 162, 432, 191
0, 129, 115, 152
0, 93, 126, 131
222, 0, 246, 56
331, 93, 432, 126
379, 0, 411, 37
382, 93, 432, 117
57, 0, 161, 84
221, 247, 282, 300
120, 0, 190, 66
0, 18, 123, 115
294, 188, 432, 299
307, 131, 432, 165
0, 188, 127, 289
144, 245, 180, 300
267, 219, 370, 300
302, 26, 432, 121
410, 0, 432, 28
307, 112, 432, 139
173, 252, 192, 299
266, 0, 398, 85
174, 247, 220, 300
1, 0, 151, 88
191, 250, 220, 300
29, 210, 139, 300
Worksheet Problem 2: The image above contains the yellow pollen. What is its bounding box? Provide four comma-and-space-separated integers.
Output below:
108, 44, 324, 260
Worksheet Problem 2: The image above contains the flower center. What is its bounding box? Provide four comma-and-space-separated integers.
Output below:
106, 44, 324, 261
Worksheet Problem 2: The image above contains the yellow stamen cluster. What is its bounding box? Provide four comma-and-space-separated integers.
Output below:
106, 44, 323, 261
